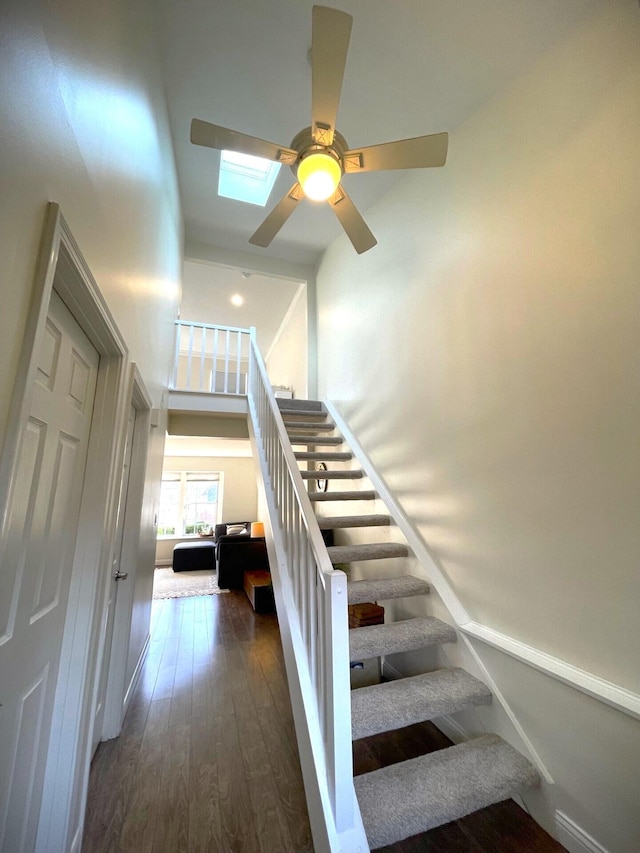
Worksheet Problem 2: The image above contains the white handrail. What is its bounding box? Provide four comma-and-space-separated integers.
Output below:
171, 320, 250, 395
246, 330, 366, 849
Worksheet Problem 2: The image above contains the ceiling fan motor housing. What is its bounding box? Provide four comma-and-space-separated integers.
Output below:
289, 127, 348, 175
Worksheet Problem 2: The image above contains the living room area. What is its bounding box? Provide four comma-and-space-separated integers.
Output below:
152, 422, 275, 610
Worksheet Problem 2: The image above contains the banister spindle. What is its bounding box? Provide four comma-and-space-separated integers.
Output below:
223, 328, 230, 393
186, 323, 194, 389
235, 330, 242, 394
212, 327, 219, 392
199, 325, 206, 391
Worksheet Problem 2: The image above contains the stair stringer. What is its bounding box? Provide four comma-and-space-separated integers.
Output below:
324, 400, 554, 788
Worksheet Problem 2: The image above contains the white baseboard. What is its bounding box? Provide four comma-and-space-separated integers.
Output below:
555, 811, 610, 853
122, 633, 150, 716
70, 824, 82, 853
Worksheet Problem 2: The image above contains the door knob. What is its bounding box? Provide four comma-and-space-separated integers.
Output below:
114, 571, 128, 581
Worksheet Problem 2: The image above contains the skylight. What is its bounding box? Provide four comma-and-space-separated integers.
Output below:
218, 150, 281, 206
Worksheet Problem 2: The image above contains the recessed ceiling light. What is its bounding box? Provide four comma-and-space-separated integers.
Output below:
231, 293, 244, 306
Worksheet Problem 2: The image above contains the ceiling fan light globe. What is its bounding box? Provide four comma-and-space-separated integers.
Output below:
297, 152, 341, 201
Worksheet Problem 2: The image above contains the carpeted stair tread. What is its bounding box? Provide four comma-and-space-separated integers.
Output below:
284, 420, 335, 431
349, 616, 456, 661
309, 489, 376, 501
318, 514, 390, 529
301, 469, 364, 480
354, 733, 539, 849
328, 543, 409, 564
281, 411, 328, 421
288, 434, 344, 445
347, 575, 428, 604
276, 399, 323, 412
294, 451, 353, 461
351, 668, 492, 740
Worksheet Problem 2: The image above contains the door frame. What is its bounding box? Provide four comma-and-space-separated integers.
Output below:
0, 203, 130, 853
99, 364, 152, 742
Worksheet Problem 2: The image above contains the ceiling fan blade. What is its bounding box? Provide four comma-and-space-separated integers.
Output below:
343, 132, 448, 174
190, 119, 297, 165
328, 186, 377, 254
311, 6, 353, 146
249, 183, 304, 247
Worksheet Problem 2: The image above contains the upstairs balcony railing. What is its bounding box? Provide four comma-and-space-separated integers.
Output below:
171, 320, 252, 395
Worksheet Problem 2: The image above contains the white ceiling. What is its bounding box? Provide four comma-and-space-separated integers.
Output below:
180, 259, 303, 356
157, 0, 602, 267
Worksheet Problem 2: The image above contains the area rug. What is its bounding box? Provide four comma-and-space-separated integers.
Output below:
152, 568, 229, 600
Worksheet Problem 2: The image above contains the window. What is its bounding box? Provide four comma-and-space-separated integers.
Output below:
218, 150, 281, 206
157, 471, 222, 537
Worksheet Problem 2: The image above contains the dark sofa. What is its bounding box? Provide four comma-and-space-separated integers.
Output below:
214, 521, 269, 589
213, 521, 334, 592
213, 521, 251, 552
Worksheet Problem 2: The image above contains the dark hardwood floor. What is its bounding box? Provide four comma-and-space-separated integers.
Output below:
83, 591, 313, 853
83, 590, 565, 852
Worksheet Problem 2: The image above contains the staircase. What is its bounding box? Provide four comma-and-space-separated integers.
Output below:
278, 398, 539, 850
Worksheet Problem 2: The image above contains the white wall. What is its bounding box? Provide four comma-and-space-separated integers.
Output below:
155, 454, 259, 564
0, 0, 182, 434
266, 284, 309, 399
315, 3, 640, 851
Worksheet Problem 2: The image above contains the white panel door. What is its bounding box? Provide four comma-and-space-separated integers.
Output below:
0, 290, 99, 852
91, 403, 135, 754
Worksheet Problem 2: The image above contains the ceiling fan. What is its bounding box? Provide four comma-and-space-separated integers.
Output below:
190, 5, 448, 254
